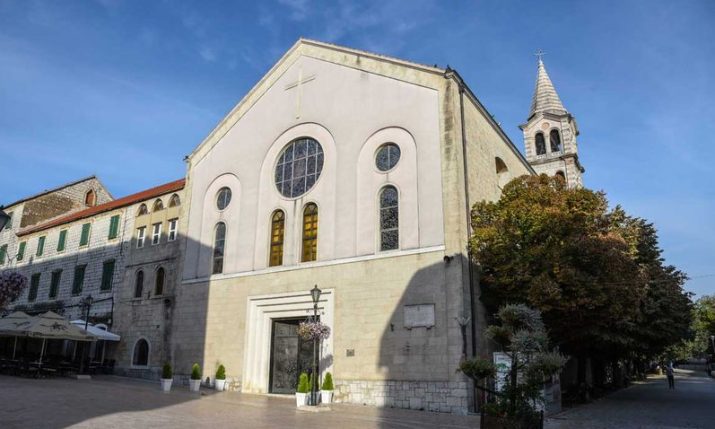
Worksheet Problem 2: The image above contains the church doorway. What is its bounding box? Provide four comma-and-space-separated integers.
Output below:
268, 318, 316, 394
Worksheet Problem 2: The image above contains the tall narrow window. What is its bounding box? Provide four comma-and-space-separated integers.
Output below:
100, 259, 115, 291
49, 270, 62, 299
134, 270, 144, 298
108, 215, 120, 239
550, 129, 562, 153
85, 189, 96, 206
36, 236, 46, 256
79, 223, 91, 246
132, 339, 149, 366
168, 218, 178, 241
29, 273, 40, 301
72, 264, 86, 295
57, 230, 67, 252
153, 199, 164, 211
3, 212, 12, 230
137, 226, 146, 248
535, 132, 546, 155
212, 222, 226, 274
155, 267, 165, 295
0, 244, 6, 265
379, 186, 399, 251
269, 210, 285, 267
17, 242, 26, 261
151, 222, 162, 245
169, 194, 181, 207
137, 204, 149, 216
301, 203, 318, 262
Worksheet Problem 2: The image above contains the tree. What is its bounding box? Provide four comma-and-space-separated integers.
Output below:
470, 175, 692, 387
460, 304, 565, 423
0, 271, 28, 310
691, 296, 715, 356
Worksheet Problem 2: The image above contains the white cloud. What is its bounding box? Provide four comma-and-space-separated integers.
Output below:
278, 0, 310, 21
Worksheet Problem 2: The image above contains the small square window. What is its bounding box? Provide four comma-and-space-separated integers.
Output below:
168, 219, 178, 242
137, 227, 146, 248
151, 223, 162, 245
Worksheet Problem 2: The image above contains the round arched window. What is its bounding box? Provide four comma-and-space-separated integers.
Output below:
375, 143, 401, 172
275, 137, 324, 198
216, 187, 232, 210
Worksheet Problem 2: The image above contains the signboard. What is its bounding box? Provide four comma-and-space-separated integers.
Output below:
404, 304, 435, 329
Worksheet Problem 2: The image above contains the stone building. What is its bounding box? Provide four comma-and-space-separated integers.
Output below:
172, 39, 536, 414
1, 178, 184, 371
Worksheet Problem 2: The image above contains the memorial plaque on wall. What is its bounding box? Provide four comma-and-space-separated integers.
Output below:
403, 304, 435, 329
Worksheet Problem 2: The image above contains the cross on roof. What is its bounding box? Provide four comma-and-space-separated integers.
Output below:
534, 49, 546, 62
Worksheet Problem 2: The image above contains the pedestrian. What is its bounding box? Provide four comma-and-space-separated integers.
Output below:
665, 363, 675, 390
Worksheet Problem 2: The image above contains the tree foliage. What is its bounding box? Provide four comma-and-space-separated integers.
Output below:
470, 175, 692, 367
0, 271, 28, 310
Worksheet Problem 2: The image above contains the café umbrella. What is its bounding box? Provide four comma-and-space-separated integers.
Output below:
0, 311, 95, 364
0, 311, 32, 359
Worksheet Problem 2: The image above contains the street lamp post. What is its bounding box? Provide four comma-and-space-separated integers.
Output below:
79, 295, 94, 375
310, 285, 322, 406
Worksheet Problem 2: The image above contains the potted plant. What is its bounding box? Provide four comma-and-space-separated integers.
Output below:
215, 364, 226, 391
160, 362, 173, 392
295, 372, 309, 407
189, 363, 202, 392
320, 372, 334, 404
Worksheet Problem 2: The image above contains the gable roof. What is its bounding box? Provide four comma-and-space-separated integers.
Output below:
2, 175, 107, 209
17, 179, 185, 237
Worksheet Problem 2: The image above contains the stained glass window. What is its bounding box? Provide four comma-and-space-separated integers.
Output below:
269, 210, 285, 266
379, 186, 399, 251
275, 138, 323, 198
212, 222, 226, 274
301, 203, 318, 262
376, 143, 401, 172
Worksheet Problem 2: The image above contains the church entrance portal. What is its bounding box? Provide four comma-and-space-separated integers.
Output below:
268, 318, 316, 394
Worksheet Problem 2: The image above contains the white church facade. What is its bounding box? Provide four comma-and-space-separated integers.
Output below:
171, 39, 546, 414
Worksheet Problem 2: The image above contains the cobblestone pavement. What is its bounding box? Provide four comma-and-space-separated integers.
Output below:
546, 369, 715, 429
0, 374, 480, 429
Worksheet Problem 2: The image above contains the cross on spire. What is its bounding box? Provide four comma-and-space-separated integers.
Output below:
534, 49, 546, 63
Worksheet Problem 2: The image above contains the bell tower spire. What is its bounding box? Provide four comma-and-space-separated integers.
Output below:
520, 52, 584, 187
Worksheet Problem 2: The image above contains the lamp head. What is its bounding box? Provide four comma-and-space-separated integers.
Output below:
310, 284, 322, 304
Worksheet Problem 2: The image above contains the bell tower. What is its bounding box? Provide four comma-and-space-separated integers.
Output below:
519, 52, 584, 187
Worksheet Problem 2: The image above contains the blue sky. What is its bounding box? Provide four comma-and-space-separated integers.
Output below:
0, 0, 713, 296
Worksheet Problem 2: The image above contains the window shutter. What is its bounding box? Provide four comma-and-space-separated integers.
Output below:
108, 215, 120, 239
101, 260, 115, 291
29, 273, 40, 301
80, 223, 91, 246
50, 270, 62, 298
72, 265, 86, 295
17, 242, 26, 261
37, 236, 45, 256
57, 230, 67, 251
0, 245, 6, 264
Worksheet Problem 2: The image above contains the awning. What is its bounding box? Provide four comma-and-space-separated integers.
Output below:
0, 311, 95, 341
71, 320, 120, 342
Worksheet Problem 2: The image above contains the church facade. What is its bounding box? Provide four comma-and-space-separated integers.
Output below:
171, 39, 535, 413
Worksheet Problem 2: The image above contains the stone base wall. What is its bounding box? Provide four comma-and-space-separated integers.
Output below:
334, 380, 469, 415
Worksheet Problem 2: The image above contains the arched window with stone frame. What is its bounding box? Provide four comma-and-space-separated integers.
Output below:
555, 171, 566, 182
212, 222, 226, 274
132, 338, 149, 367
168, 194, 181, 208
137, 204, 149, 216
269, 210, 285, 267
550, 129, 562, 153
379, 185, 399, 251
495, 157, 510, 190
155, 267, 165, 295
153, 199, 164, 211
301, 203, 318, 262
134, 270, 144, 298
535, 132, 546, 156
85, 189, 96, 207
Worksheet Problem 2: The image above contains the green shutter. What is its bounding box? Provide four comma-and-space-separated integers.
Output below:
0, 245, 6, 264
4, 212, 12, 230
49, 270, 62, 298
80, 223, 91, 246
100, 259, 115, 291
36, 236, 45, 256
57, 230, 67, 251
17, 242, 26, 261
72, 265, 86, 295
29, 273, 40, 301
108, 215, 120, 239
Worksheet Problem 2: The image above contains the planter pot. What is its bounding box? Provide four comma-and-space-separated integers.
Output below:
189, 379, 201, 392
215, 379, 226, 391
160, 378, 173, 392
295, 392, 308, 407
320, 390, 333, 404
